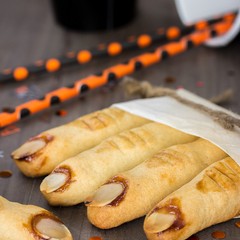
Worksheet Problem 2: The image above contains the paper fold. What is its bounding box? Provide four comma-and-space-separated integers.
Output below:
113, 89, 240, 164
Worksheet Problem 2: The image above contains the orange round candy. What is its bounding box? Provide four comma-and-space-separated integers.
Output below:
13, 67, 29, 81
46, 58, 61, 72
108, 42, 122, 56
166, 27, 180, 39
195, 21, 208, 30
77, 50, 92, 64
137, 34, 152, 48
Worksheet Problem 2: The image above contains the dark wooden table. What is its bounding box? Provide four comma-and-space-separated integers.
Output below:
0, 0, 240, 239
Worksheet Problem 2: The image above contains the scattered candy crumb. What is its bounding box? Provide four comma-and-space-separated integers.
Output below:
55, 109, 68, 117
88, 237, 103, 240
15, 85, 43, 100
0, 170, 12, 178
196, 81, 204, 87
0, 125, 20, 137
164, 76, 176, 84
211, 231, 226, 239
235, 221, 240, 228
0, 150, 4, 158
15, 85, 29, 98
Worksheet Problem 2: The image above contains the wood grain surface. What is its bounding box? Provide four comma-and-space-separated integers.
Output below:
0, 0, 240, 239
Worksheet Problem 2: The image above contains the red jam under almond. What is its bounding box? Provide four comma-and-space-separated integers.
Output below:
52, 166, 73, 192
105, 176, 128, 207
30, 212, 63, 240
17, 134, 54, 162
151, 198, 185, 234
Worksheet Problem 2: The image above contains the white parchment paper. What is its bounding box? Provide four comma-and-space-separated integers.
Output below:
113, 89, 240, 164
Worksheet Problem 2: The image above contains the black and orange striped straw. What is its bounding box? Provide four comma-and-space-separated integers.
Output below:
0, 14, 234, 83
0, 14, 235, 128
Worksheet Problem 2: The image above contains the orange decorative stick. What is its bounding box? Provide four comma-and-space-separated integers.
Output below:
0, 16, 234, 128
0, 14, 234, 83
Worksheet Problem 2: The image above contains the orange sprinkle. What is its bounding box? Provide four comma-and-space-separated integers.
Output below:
55, 109, 68, 117
137, 34, 152, 48
166, 27, 180, 39
45, 58, 61, 72
0, 170, 12, 178
77, 50, 92, 64
235, 221, 240, 228
89, 237, 103, 240
195, 21, 208, 30
165, 76, 176, 83
0, 125, 20, 137
211, 231, 226, 239
13, 67, 29, 81
108, 42, 122, 56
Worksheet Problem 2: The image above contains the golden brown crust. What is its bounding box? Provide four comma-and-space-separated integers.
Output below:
0, 196, 72, 240
12, 107, 149, 177
144, 157, 240, 240
87, 139, 227, 229
41, 122, 196, 206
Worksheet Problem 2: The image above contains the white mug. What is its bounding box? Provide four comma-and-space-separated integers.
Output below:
175, 0, 240, 46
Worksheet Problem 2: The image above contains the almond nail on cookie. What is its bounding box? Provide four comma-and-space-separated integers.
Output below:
87, 138, 227, 229
40, 122, 196, 206
0, 196, 72, 240
144, 157, 240, 240
11, 107, 149, 177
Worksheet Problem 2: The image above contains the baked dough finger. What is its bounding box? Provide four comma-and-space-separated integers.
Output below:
144, 157, 240, 240
40, 122, 197, 206
86, 138, 227, 229
0, 196, 72, 240
11, 107, 149, 177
